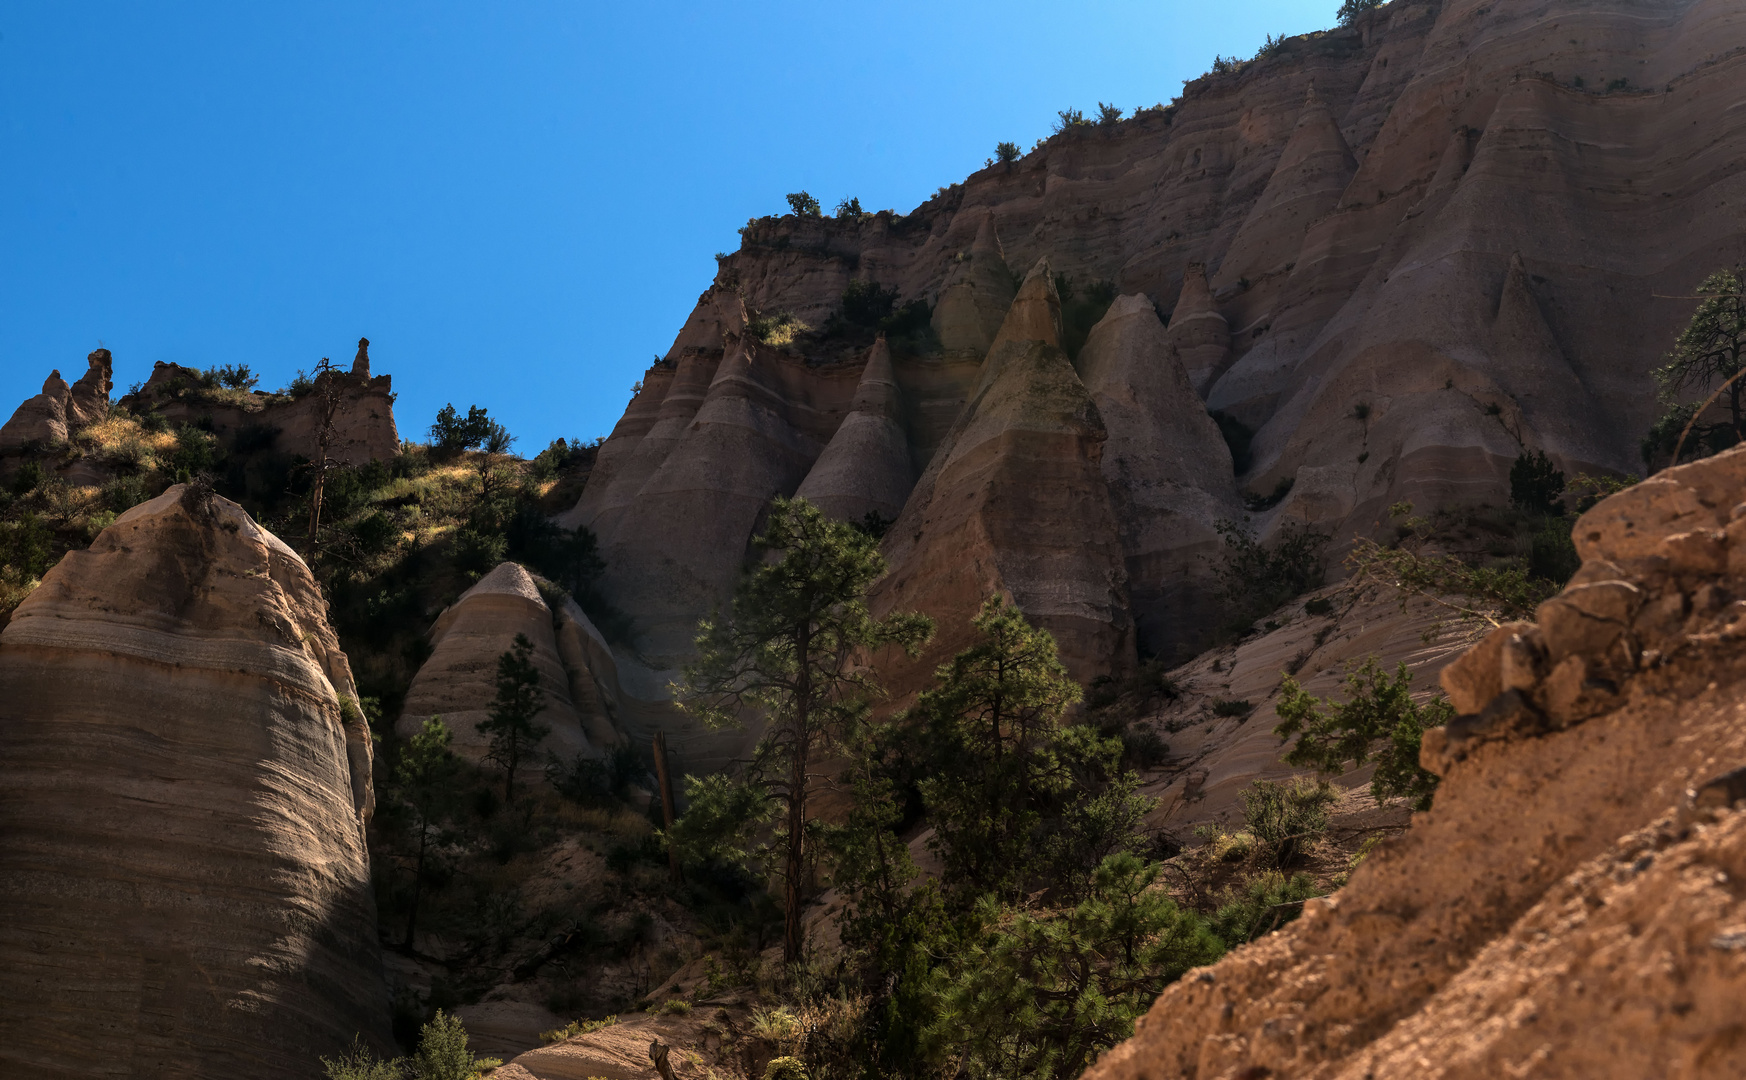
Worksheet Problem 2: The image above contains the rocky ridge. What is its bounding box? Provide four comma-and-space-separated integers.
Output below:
1085, 444, 1746, 1079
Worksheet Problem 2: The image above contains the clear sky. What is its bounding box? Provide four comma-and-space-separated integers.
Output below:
2, 1, 1342, 451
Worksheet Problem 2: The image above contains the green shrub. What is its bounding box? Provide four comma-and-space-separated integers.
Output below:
407, 1010, 500, 1080
763, 1056, 808, 1080
1211, 698, 1253, 718
320, 1036, 403, 1080
657, 998, 693, 1015
0, 512, 55, 580
995, 141, 1020, 163
1208, 410, 1254, 473
1304, 596, 1334, 616
205, 363, 259, 391
1053, 107, 1088, 133
1275, 656, 1453, 811
833, 196, 863, 219
1096, 101, 1123, 125
10, 461, 46, 497
785, 191, 821, 217
1210, 517, 1328, 631
1209, 870, 1322, 947
1509, 450, 1565, 514
1238, 778, 1336, 868
1337, 0, 1383, 26
452, 528, 507, 577
539, 1014, 617, 1044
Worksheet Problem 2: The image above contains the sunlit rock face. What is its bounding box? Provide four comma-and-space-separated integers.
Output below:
569, 0, 1746, 752
0, 485, 391, 1077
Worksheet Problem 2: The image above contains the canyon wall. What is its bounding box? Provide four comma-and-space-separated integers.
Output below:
569, 0, 1746, 756
0, 485, 390, 1077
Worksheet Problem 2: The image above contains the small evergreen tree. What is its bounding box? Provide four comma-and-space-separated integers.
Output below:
833, 196, 864, 219
1273, 656, 1453, 810
430, 403, 491, 456
785, 191, 822, 217
676, 496, 932, 962
394, 718, 461, 948
1644, 267, 1746, 468
939, 853, 1223, 1080
995, 141, 1020, 164
1096, 102, 1123, 125
477, 633, 550, 804
1336, 0, 1383, 27
407, 1011, 500, 1080
1509, 449, 1566, 515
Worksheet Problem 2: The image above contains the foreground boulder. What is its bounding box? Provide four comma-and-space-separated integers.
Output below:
1087, 446, 1746, 1079
0, 484, 390, 1077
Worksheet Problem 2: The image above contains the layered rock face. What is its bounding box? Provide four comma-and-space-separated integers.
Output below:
0, 484, 389, 1077
873, 261, 1135, 690
1086, 446, 1746, 1080
1077, 294, 1241, 658
571, 0, 1746, 728
398, 561, 599, 766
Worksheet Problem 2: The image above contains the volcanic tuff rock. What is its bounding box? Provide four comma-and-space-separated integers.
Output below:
0, 484, 389, 1077
1077, 293, 1240, 658
123, 359, 400, 466
398, 561, 597, 766
1085, 445, 1746, 1080
872, 259, 1135, 692
572, 0, 1746, 734
0, 370, 71, 450
793, 336, 916, 523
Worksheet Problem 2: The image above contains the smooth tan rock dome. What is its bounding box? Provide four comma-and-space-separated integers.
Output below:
399, 560, 593, 766
0, 484, 390, 1077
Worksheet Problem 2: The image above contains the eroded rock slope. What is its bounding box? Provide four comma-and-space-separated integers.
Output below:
569, 0, 1746, 746
1085, 444, 1746, 1080
0, 484, 390, 1077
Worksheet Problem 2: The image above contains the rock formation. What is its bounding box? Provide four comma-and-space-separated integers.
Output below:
0, 484, 389, 1077
0, 370, 70, 450
1163, 265, 1231, 398
123, 359, 400, 466
930, 210, 1016, 356
1086, 445, 1746, 1080
1077, 294, 1240, 659
793, 336, 916, 523
398, 561, 595, 767
566, 0, 1746, 752
66, 348, 113, 428
352, 336, 371, 378
872, 260, 1135, 691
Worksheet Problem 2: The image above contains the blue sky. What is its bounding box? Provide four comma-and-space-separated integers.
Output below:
1, 1, 1341, 450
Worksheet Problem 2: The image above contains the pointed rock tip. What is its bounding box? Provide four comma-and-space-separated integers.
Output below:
988, 257, 1063, 350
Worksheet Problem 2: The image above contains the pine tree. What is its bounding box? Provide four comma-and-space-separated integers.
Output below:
676, 496, 931, 963
910, 595, 1093, 903
394, 718, 460, 949
1645, 267, 1746, 467
477, 633, 550, 805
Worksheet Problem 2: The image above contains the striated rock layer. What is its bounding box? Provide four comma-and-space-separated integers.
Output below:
1086, 445, 1746, 1080
0, 484, 390, 1078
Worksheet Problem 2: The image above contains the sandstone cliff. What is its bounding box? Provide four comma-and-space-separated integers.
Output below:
0, 484, 390, 1077
1085, 445, 1746, 1079
569, 0, 1746, 734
